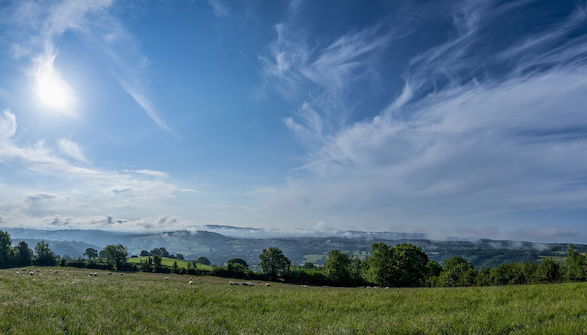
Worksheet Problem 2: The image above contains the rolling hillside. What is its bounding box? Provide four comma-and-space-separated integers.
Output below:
4, 227, 587, 268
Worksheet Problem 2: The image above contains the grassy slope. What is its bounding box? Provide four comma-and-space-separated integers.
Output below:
127, 256, 214, 271
1, 268, 587, 334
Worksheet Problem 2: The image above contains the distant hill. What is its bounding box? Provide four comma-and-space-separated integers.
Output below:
3, 227, 586, 267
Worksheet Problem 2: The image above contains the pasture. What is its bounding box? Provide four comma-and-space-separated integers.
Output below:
126, 256, 214, 271
1, 267, 587, 334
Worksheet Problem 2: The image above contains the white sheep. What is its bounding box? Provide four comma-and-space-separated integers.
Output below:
264, 283, 271, 287
164, 277, 169, 280
29, 271, 34, 276
15, 271, 20, 275
189, 280, 194, 285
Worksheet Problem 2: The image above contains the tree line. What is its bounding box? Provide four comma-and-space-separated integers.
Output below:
1, 229, 586, 288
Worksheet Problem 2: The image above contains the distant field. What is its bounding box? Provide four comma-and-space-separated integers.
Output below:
127, 256, 214, 271
2, 267, 587, 334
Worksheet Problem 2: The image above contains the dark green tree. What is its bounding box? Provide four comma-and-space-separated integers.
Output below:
302, 262, 317, 270
324, 250, 352, 284
438, 256, 477, 287
0, 231, 12, 268
196, 256, 211, 265
140, 250, 151, 257
364, 242, 395, 286
259, 247, 291, 280
102, 244, 128, 270
565, 245, 587, 281
84, 248, 98, 260
392, 244, 430, 287
152, 255, 163, 272
227, 258, 249, 274
534, 258, 561, 283
34, 241, 57, 266
13, 241, 33, 267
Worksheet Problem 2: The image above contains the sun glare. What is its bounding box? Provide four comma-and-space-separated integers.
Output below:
34, 53, 75, 115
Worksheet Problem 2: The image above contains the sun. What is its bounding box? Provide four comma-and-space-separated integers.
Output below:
34, 53, 75, 115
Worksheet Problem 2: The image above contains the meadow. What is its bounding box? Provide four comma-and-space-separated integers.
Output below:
1, 268, 587, 334
127, 256, 215, 271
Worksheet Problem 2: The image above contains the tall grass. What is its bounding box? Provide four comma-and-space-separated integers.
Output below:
1, 267, 586, 334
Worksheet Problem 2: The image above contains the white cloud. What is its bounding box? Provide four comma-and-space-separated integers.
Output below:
0, 110, 16, 139
0, 112, 192, 221
255, 0, 587, 237
123, 169, 168, 178
208, 0, 230, 17
58, 139, 89, 164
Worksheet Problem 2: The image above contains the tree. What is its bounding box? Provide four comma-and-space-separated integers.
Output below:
84, 248, 98, 260
159, 248, 170, 257
535, 258, 561, 283
363, 243, 429, 287
324, 250, 352, 284
227, 258, 249, 274
364, 242, 396, 286
259, 247, 291, 280
302, 262, 317, 270
426, 260, 443, 286
438, 256, 477, 287
176, 254, 184, 260
150, 248, 162, 257
102, 244, 128, 270
13, 241, 33, 267
140, 250, 151, 257
391, 244, 430, 287
196, 256, 211, 265
565, 245, 587, 281
152, 255, 163, 272
139, 257, 154, 272
0, 231, 12, 268
34, 241, 57, 266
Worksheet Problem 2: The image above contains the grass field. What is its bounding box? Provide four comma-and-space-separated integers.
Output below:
1, 267, 587, 334
127, 256, 214, 271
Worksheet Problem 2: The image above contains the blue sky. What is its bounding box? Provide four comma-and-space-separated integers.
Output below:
0, 0, 587, 242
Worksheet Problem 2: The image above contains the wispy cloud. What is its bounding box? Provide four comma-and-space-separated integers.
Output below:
207, 0, 230, 18
257, 0, 587, 238
123, 169, 168, 178
58, 139, 89, 164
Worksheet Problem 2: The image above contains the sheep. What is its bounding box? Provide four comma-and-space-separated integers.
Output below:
188, 280, 194, 285
241, 282, 255, 286
229, 281, 238, 285
119, 273, 124, 276
29, 271, 34, 276
164, 277, 169, 280
108, 272, 113, 275
264, 283, 271, 287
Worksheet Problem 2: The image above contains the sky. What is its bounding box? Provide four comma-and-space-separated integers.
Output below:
0, 0, 586, 242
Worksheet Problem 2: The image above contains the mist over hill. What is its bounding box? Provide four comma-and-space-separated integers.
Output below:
3, 226, 586, 268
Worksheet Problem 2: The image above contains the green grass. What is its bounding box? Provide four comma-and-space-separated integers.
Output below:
2, 267, 587, 334
127, 256, 214, 271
